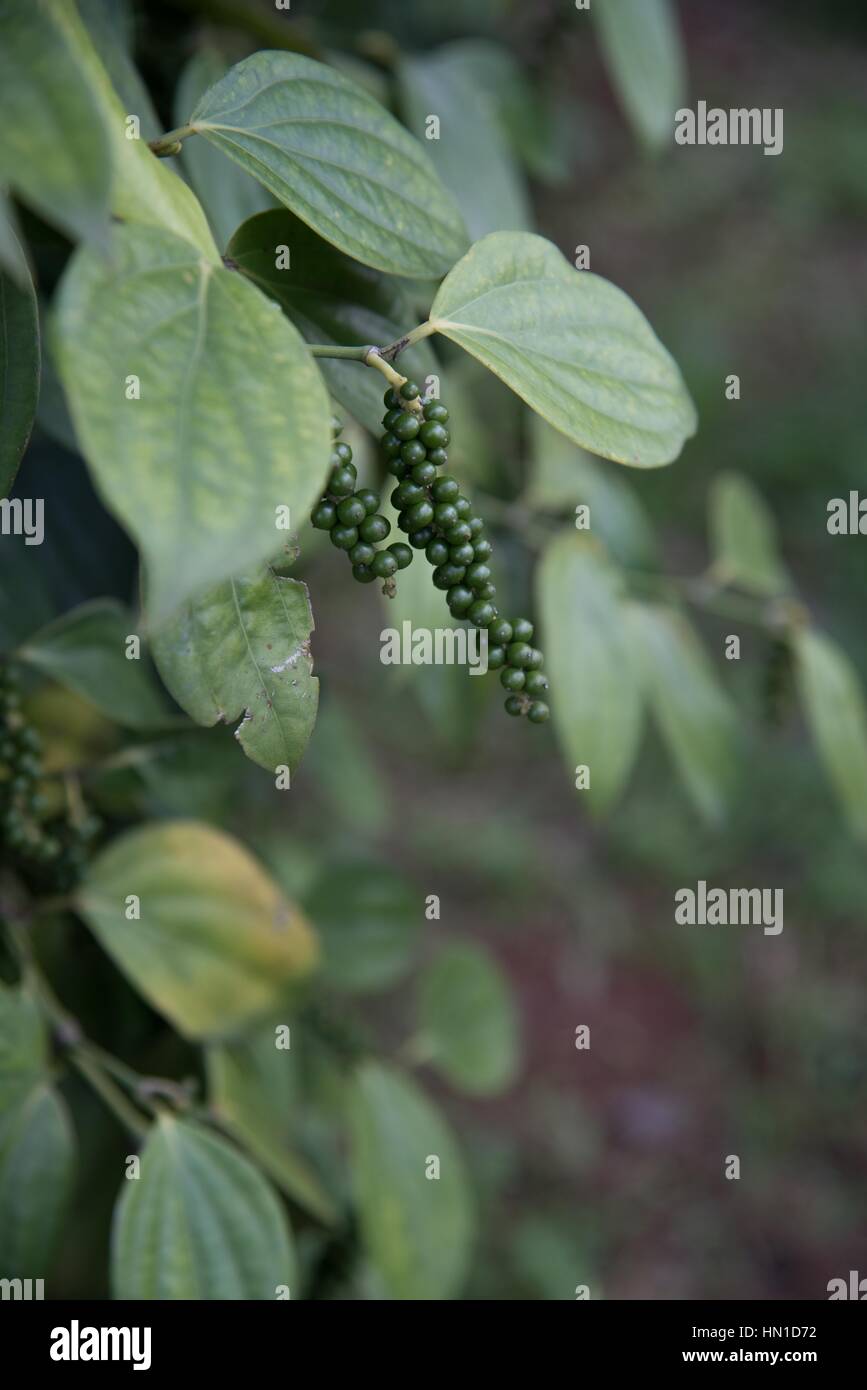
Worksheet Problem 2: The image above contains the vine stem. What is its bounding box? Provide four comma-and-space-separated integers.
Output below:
307, 343, 428, 414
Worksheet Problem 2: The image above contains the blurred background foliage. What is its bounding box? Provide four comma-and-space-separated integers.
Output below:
3, 0, 867, 1299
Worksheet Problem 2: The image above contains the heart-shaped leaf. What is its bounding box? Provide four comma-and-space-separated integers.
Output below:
150, 567, 318, 775
111, 1115, 295, 1299
795, 627, 867, 840
186, 51, 468, 278
76, 820, 319, 1039
429, 232, 697, 467
538, 532, 644, 809
417, 941, 520, 1096
0, 0, 112, 244
627, 602, 737, 822
227, 209, 438, 435
0, 234, 39, 497
349, 1062, 474, 1300
19, 600, 174, 730
54, 222, 332, 624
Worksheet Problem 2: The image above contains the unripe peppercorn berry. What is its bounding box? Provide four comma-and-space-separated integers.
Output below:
393, 479, 424, 509
504, 695, 524, 717
372, 551, 398, 579
409, 526, 434, 548
337, 496, 366, 527
412, 462, 437, 487
507, 642, 534, 668
349, 541, 375, 567
472, 538, 493, 561
406, 499, 435, 530
423, 402, 449, 423
388, 542, 413, 569
393, 412, 420, 441
501, 666, 526, 691
426, 538, 450, 567
331, 524, 358, 550
490, 618, 513, 645
426, 447, 448, 468
468, 600, 496, 628
455, 497, 472, 519
466, 562, 491, 588
333, 442, 353, 465
512, 618, 534, 643
329, 466, 355, 497
311, 500, 337, 530
419, 421, 449, 449
525, 671, 549, 695
434, 503, 459, 530
433, 562, 466, 590
400, 439, 427, 466
400, 380, 420, 400
381, 432, 402, 459
487, 645, 506, 670
449, 542, 475, 567
382, 408, 402, 431
383, 387, 401, 409
432, 476, 459, 502
528, 701, 550, 723
447, 584, 474, 612
352, 563, 376, 583
359, 514, 390, 544
356, 488, 379, 515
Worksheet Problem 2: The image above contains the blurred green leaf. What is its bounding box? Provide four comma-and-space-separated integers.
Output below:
19, 600, 173, 730
418, 940, 520, 1096
304, 697, 390, 838
77, 0, 161, 142
207, 1021, 338, 1226
349, 1061, 474, 1299
0, 981, 48, 1112
54, 222, 331, 625
527, 416, 656, 566
175, 48, 274, 249
592, 0, 686, 153
0, 234, 39, 497
398, 46, 531, 241
0, 0, 112, 244
538, 532, 644, 810
187, 51, 468, 277
795, 627, 867, 840
709, 472, 791, 596
76, 821, 319, 1039
111, 1115, 296, 1298
227, 209, 437, 435
304, 862, 419, 994
430, 232, 697, 467
0, 1083, 75, 1277
627, 602, 737, 822
150, 568, 319, 775
447, 40, 570, 183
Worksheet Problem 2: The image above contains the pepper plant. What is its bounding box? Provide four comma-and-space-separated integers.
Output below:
1, 0, 867, 1301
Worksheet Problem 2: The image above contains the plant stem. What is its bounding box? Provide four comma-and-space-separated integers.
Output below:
378, 321, 437, 362
308, 345, 371, 361
307, 344, 425, 412
70, 1052, 150, 1140
148, 124, 197, 158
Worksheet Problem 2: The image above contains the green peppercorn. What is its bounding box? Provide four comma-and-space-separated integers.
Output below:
330, 524, 358, 550
490, 618, 513, 646
393, 412, 420, 441
337, 496, 366, 527
425, 538, 450, 567
434, 502, 459, 531
455, 497, 472, 519
444, 521, 472, 545
469, 516, 484, 538
487, 645, 506, 670
426, 447, 449, 469
528, 701, 550, 724
447, 585, 474, 613
501, 666, 526, 691
400, 380, 420, 400
432, 476, 459, 503
507, 642, 534, 668
311, 500, 337, 530
423, 401, 449, 423
349, 541, 375, 567
381, 432, 402, 459
512, 618, 534, 643
359, 514, 390, 544
433, 562, 466, 590
419, 421, 449, 449
472, 538, 493, 561
333, 441, 353, 465
388, 542, 413, 570
356, 488, 380, 515
393, 479, 425, 509
406, 499, 435, 531
371, 551, 398, 579
412, 461, 437, 487
409, 526, 435, 548
382, 408, 403, 431
504, 695, 524, 717
468, 600, 496, 628
352, 564, 376, 584
400, 439, 427, 467
449, 542, 475, 567
466, 562, 491, 589
329, 466, 356, 497
525, 672, 549, 696
383, 387, 401, 409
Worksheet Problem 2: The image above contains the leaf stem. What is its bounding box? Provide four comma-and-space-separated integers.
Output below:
148, 124, 197, 158
378, 321, 437, 362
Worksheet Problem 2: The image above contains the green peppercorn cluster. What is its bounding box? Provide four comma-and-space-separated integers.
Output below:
311, 416, 412, 587
0, 662, 101, 891
309, 381, 550, 723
